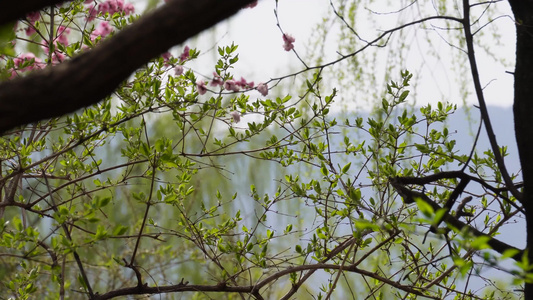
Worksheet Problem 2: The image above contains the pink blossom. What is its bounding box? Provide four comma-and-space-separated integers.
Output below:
230, 111, 241, 123
41, 40, 49, 53
161, 52, 173, 66
257, 82, 268, 96
179, 46, 190, 62
236, 77, 254, 89
40, 39, 67, 64
41, 40, 53, 56
116, 0, 125, 8
94, 0, 133, 15
108, 0, 118, 12
109, 0, 124, 12
56, 26, 71, 46
91, 21, 113, 39
11, 53, 44, 77
25, 26, 36, 36
14, 53, 37, 67
124, 3, 135, 15
161, 52, 171, 61
224, 80, 240, 92
244, 1, 258, 8
210, 72, 224, 87
197, 80, 207, 95
26, 12, 40, 23
87, 5, 98, 21
174, 65, 184, 76
282, 34, 295, 51
98, 1, 111, 14
99, 22, 113, 35
84, 0, 93, 4
52, 51, 66, 63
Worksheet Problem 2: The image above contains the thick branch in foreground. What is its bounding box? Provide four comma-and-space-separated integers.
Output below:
0, 0, 255, 133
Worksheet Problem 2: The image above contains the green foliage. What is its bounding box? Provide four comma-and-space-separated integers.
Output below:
0, 1, 524, 299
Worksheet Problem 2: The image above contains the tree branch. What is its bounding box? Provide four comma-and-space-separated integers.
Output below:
0, 0, 255, 133
93, 281, 253, 300
462, 0, 522, 200
390, 177, 524, 261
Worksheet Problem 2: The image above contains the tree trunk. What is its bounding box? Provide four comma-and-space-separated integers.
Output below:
509, 0, 533, 297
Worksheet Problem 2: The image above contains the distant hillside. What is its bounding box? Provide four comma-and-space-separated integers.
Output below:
448, 106, 520, 175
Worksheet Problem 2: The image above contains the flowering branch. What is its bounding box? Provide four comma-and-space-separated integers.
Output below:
0, 0, 256, 133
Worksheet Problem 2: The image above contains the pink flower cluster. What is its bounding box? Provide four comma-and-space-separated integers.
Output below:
164, 46, 190, 71
24, 11, 40, 36
11, 0, 137, 77
26, 11, 40, 23
196, 80, 207, 95
221, 77, 254, 92
256, 82, 268, 96
161, 46, 189, 67
10, 53, 45, 78
210, 72, 223, 87
39, 26, 71, 63
282, 34, 295, 51
179, 46, 190, 62
195, 72, 268, 96
174, 65, 184, 75
90, 21, 114, 39
230, 111, 241, 123
40, 42, 66, 63
56, 26, 71, 46
86, 0, 135, 21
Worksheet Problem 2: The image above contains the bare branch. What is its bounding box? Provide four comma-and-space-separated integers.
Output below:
390, 177, 524, 261
462, 0, 522, 200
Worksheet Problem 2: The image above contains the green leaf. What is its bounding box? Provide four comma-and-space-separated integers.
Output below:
354, 219, 379, 232
320, 164, 328, 176
97, 196, 111, 208
341, 162, 351, 174
77, 274, 88, 290
0, 22, 16, 56
414, 197, 434, 217
13, 216, 23, 231
113, 225, 128, 236
501, 248, 520, 260
285, 224, 292, 233
414, 144, 430, 154
432, 208, 447, 226
348, 188, 361, 203
471, 235, 491, 250
399, 90, 409, 102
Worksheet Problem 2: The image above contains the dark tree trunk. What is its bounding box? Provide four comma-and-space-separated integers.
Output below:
509, 0, 533, 297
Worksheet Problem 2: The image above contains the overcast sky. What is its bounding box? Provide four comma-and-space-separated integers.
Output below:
183, 0, 516, 109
